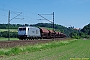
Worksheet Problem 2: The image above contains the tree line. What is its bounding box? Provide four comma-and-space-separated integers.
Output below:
0, 24, 29, 29
69, 23, 90, 39
0, 31, 17, 38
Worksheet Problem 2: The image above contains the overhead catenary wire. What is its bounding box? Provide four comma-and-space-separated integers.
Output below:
0, 14, 7, 17
0, 8, 37, 23
38, 14, 53, 23
0, 3, 37, 20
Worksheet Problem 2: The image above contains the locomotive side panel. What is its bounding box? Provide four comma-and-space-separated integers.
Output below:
27, 27, 41, 37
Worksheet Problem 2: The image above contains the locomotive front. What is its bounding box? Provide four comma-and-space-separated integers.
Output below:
18, 27, 27, 39
18, 26, 41, 40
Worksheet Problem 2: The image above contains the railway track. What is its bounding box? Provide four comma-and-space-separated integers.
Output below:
0, 38, 67, 48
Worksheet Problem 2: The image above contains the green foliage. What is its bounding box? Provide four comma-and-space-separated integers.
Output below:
0, 31, 18, 38
4, 47, 23, 56
0, 24, 30, 29
0, 50, 5, 55
10, 47, 22, 55
69, 31, 80, 39
69, 23, 90, 39
80, 23, 90, 38
81, 23, 90, 35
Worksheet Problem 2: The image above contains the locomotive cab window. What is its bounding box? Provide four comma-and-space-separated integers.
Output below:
23, 28, 26, 30
19, 28, 26, 30
28, 28, 29, 30
19, 28, 22, 30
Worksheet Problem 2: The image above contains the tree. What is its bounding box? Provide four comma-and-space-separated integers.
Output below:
81, 23, 90, 35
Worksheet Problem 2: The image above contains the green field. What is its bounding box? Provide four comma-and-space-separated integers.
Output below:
0, 39, 90, 60
0, 38, 19, 41
0, 29, 17, 32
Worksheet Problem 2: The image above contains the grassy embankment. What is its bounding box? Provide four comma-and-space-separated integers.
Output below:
0, 29, 18, 41
0, 38, 19, 41
0, 29, 17, 32
0, 39, 90, 60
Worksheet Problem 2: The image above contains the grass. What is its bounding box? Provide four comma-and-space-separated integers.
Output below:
0, 38, 19, 41
0, 29, 17, 32
0, 39, 90, 60
0, 39, 76, 56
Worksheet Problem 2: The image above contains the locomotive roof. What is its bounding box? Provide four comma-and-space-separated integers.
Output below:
19, 26, 38, 28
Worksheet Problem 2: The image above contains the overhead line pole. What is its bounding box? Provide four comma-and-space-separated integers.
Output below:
52, 12, 55, 40
8, 10, 10, 41
8, 10, 23, 41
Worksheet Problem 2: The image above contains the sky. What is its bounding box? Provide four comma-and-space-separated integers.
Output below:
0, 0, 90, 28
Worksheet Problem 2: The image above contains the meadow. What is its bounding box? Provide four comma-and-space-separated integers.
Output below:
0, 29, 17, 32
0, 29, 18, 41
0, 38, 19, 41
0, 39, 90, 60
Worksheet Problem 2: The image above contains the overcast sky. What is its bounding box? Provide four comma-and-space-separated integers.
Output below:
0, 0, 90, 28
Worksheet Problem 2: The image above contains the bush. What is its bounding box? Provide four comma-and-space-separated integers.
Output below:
0, 31, 18, 38
0, 50, 4, 55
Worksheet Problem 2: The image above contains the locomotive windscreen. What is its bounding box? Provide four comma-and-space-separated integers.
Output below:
19, 28, 26, 30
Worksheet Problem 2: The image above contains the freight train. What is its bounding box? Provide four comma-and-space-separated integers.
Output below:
18, 26, 66, 40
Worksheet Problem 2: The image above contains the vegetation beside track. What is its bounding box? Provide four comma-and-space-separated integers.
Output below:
0, 38, 19, 41
0, 29, 17, 32
0, 39, 90, 60
0, 39, 76, 56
